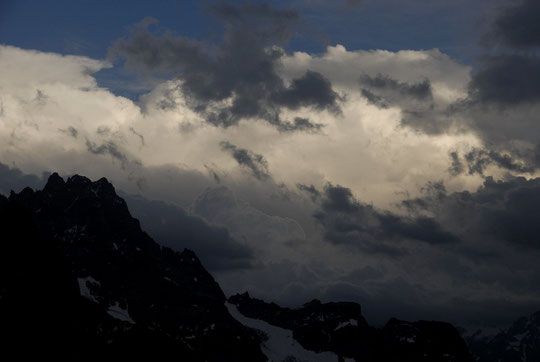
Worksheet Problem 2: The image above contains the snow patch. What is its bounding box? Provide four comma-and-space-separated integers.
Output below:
334, 319, 358, 331
77, 276, 100, 303
226, 302, 339, 362
107, 302, 135, 324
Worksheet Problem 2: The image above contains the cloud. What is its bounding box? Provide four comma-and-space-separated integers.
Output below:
6, 38, 540, 331
485, 0, 540, 49
220, 141, 271, 181
271, 70, 341, 113
296, 183, 321, 201
442, 0, 540, 174
313, 184, 459, 255
121, 192, 254, 271
461, 148, 535, 176
360, 74, 433, 101
0, 43, 485, 213
0, 162, 48, 195
110, 3, 341, 130
280, 45, 471, 135
403, 176, 540, 250
468, 54, 540, 106
358, 73, 444, 133
85, 140, 129, 167
191, 185, 306, 262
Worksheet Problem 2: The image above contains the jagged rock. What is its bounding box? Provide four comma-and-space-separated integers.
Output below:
229, 292, 474, 362
1, 173, 266, 362
381, 318, 473, 362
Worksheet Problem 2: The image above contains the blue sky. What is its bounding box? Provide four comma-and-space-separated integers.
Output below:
0, 0, 495, 61
0, 0, 498, 100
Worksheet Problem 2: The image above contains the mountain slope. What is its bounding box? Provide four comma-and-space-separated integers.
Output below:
1, 173, 266, 362
229, 292, 474, 362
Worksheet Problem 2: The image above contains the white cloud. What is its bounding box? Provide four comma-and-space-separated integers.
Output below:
5, 44, 533, 328
0, 44, 485, 210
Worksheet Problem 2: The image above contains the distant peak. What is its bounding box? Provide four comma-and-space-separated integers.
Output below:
43, 172, 65, 193
180, 248, 200, 261
66, 174, 92, 186
303, 299, 322, 307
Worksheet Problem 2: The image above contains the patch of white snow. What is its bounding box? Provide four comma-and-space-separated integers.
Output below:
226, 302, 339, 362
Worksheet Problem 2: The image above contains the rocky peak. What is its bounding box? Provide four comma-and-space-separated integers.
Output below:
229, 292, 475, 362
1, 173, 266, 362
43, 171, 65, 193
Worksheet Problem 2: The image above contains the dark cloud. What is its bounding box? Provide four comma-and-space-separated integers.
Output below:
486, 0, 540, 49
0, 162, 48, 195
85, 140, 128, 166
296, 183, 321, 201
452, 0, 540, 173
361, 88, 387, 108
220, 141, 270, 181
271, 70, 341, 113
449, 151, 464, 176
403, 176, 540, 250
273, 117, 323, 133
59, 126, 78, 138
121, 193, 254, 271
129, 127, 145, 146
359, 74, 444, 134
450, 148, 536, 176
313, 184, 459, 255
468, 54, 540, 105
360, 74, 432, 101
110, 2, 341, 130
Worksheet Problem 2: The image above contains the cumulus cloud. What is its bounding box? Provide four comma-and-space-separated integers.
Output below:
110, 3, 340, 131
4, 12, 540, 330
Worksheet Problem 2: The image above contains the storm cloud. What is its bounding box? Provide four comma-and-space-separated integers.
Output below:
403, 176, 540, 250
220, 141, 271, 181
3, 0, 540, 331
121, 192, 254, 271
110, 3, 341, 130
485, 0, 540, 49
313, 184, 459, 255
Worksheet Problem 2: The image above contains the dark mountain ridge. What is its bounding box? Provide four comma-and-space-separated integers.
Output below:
229, 292, 474, 362
1, 173, 265, 361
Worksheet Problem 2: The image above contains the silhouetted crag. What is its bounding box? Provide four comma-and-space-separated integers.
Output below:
0, 173, 265, 362
229, 292, 475, 362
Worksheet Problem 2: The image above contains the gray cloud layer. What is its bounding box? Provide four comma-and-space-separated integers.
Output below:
312, 184, 459, 256
110, 3, 341, 131
485, 0, 540, 49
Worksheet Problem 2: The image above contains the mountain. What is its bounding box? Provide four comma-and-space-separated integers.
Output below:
0, 173, 265, 361
466, 311, 540, 362
229, 292, 474, 362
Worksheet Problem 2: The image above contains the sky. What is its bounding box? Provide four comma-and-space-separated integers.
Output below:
1, 0, 540, 331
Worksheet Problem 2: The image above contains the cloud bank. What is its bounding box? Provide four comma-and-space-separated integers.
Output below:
2, 0, 540, 330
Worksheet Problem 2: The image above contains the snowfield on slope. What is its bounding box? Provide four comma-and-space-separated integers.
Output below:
226, 302, 340, 362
